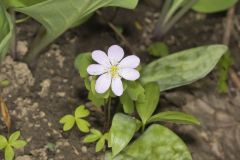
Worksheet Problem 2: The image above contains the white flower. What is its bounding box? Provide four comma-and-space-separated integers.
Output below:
87, 45, 140, 96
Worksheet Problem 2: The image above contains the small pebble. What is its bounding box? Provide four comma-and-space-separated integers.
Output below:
81, 146, 88, 153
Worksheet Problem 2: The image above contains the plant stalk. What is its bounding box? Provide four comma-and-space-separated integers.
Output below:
154, 0, 197, 39
162, 0, 197, 35
154, 0, 172, 39
10, 9, 16, 60
104, 97, 112, 131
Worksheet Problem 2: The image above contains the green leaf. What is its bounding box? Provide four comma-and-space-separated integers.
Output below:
91, 129, 102, 137
14, 0, 138, 59
76, 118, 90, 133
141, 45, 227, 92
74, 105, 90, 118
96, 136, 106, 152
83, 134, 101, 143
108, 0, 138, 9
126, 81, 145, 101
113, 125, 192, 160
164, 0, 186, 24
148, 111, 200, 125
74, 53, 92, 78
84, 78, 91, 91
59, 115, 75, 131
0, 4, 13, 62
192, 0, 238, 13
9, 131, 20, 143
5, 145, 14, 160
83, 129, 102, 143
0, 80, 11, 87
0, 135, 8, 149
120, 92, 134, 114
148, 42, 169, 57
11, 140, 27, 149
136, 82, 160, 124
88, 90, 105, 107
46, 143, 56, 152
3, 0, 47, 8
217, 51, 233, 93
110, 113, 137, 157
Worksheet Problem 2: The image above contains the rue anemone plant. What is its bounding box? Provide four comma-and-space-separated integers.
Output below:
60, 44, 228, 160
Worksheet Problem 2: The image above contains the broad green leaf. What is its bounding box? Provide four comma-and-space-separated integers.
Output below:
9, 131, 20, 143
0, 135, 7, 149
96, 136, 106, 152
192, 0, 238, 13
59, 115, 75, 131
110, 113, 137, 157
120, 92, 134, 114
76, 118, 90, 133
141, 45, 227, 92
88, 90, 105, 107
84, 78, 91, 90
74, 105, 90, 118
136, 82, 160, 125
0, 4, 13, 62
15, 0, 138, 59
3, 0, 47, 8
5, 145, 14, 160
112, 125, 192, 160
148, 111, 200, 125
11, 140, 27, 149
74, 53, 92, 78
148, 42, 169, 57
126, 81, 145, 101
108, 0, 138, 9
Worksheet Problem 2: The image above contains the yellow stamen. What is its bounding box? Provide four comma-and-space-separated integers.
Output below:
110, 66, 118, 77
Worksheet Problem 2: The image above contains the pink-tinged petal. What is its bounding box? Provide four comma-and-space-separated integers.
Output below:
118, 55, 140, 69
87, 64, 106, 75
118, 68, 140, 81
95, 73, 111, 94
111, 77, 123, 96
108, 45, 124, 65
92, 50, 111, 67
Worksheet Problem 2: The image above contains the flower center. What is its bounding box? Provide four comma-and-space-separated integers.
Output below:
110, 65, 118, 77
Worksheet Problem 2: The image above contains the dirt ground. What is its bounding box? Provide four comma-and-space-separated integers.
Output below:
1, 1, 240, 160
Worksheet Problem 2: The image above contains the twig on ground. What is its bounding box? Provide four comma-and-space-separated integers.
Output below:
223, 7, 235, 44
229, 69, 240, 89
96, 11, 135, 54
222, 7, 240, 90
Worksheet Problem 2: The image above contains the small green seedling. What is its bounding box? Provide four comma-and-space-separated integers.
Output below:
59, 105, 91, 133
0, 131, 27, 160
83, 129, 109, 152
147, 42, 169, 57
0, 80, 11, 88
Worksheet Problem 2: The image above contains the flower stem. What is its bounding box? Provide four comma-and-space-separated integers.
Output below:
107, 97, 111, 129
104, 97, 112, 131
